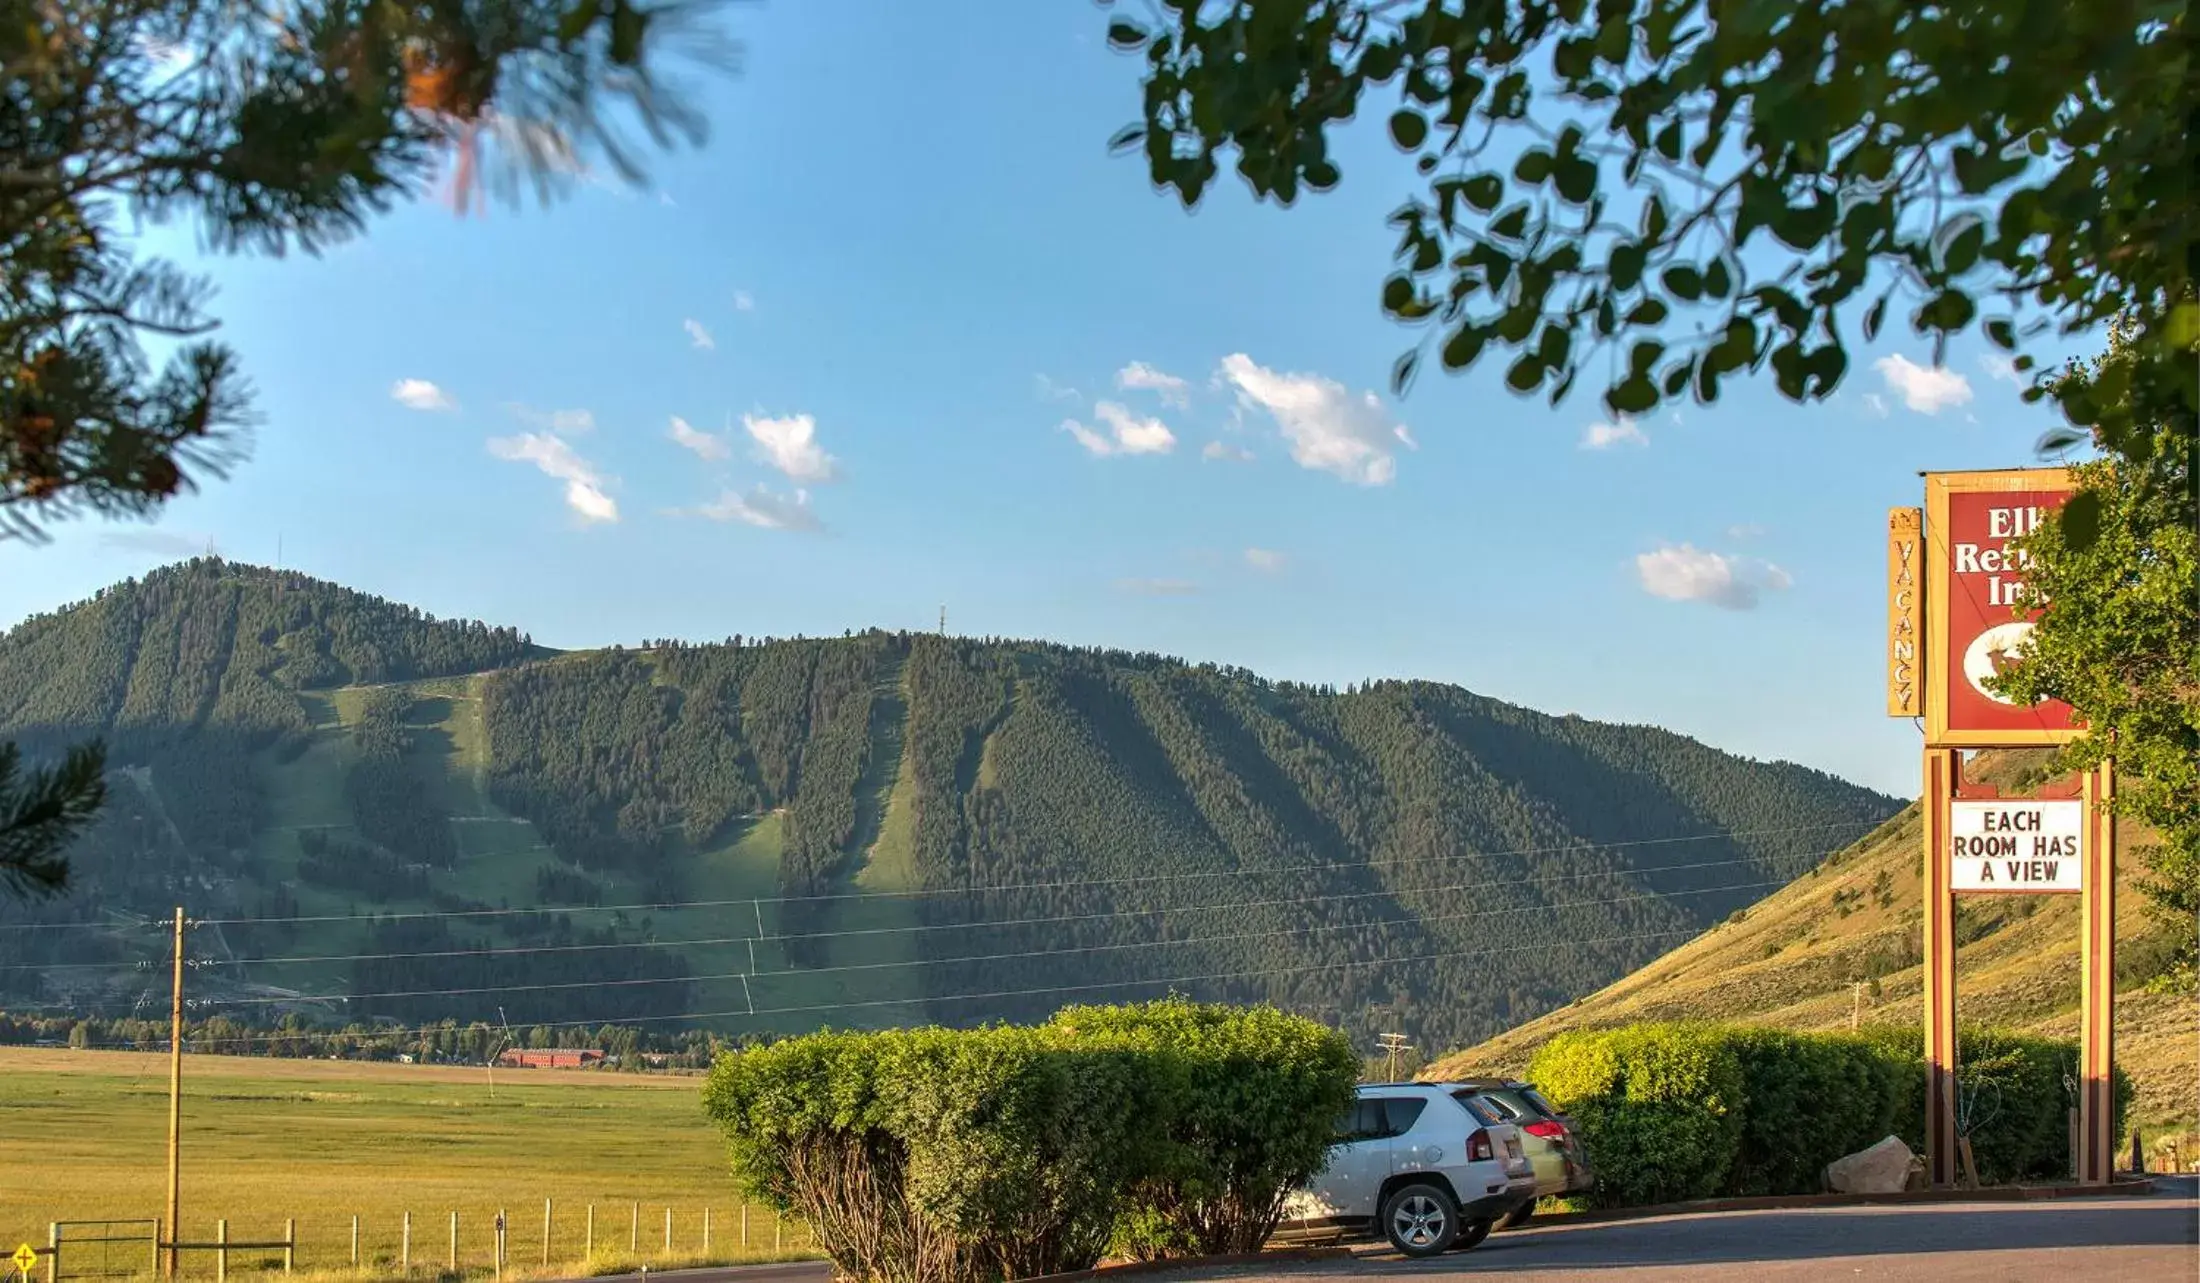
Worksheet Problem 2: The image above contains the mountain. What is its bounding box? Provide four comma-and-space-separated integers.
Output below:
1423, 752, 2198, 1132
0, 559, 1900, 1053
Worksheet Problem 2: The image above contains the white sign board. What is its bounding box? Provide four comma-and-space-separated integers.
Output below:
1949, 800, 2084, 893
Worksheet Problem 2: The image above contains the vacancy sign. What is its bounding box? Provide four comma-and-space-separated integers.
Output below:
1949, 800, 2084, 893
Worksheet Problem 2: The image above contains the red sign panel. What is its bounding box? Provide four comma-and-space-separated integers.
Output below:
1928, 472, 2080, 743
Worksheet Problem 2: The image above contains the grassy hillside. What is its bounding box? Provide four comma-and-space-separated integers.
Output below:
1425, 754, 2198, 1133
2, 559, 1900, 1054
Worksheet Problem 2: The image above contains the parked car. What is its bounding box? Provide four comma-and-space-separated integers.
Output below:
1280, 1082, 1538, 1257
1448, 1078, 1595, 1225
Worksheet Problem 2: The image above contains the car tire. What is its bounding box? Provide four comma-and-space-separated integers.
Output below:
1498, 1201, 1535, 1230
1380, 1183, 1459, 1258
1452, 1218, 1494, 1251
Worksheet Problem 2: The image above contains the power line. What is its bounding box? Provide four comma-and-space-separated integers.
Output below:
181, 819, 1880, 929
2, 841, 1861, 976
199, 877, 1787, 1008
170, 926, 1718, 1049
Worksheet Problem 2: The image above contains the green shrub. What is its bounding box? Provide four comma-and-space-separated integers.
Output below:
1724, 1028, 1907, 1196
1528, 1022, 2130, 1206
701, 1001, 1356, 1283
1047, 998, 1358, 1257
1529, 1024, 1745, 1207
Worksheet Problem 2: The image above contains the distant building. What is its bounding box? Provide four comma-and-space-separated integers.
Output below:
496, 1048, 606, 1070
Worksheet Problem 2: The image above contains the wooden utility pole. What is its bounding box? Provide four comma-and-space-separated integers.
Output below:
1377, 1032, 1413, 1082
163, 907, 185, 1279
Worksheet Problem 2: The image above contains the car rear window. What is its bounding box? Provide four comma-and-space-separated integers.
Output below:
1448, 1091, 1507, 1127
1517, 1087, 1562, 1118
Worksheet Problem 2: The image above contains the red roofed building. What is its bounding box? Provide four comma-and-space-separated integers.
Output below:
497, 1048, 606, 1069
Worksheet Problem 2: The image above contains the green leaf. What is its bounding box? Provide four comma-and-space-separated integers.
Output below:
1654, 120, 1682, 161
1625, 299, 1668, 326
1381, 275, 1417, 316
1463, 174, 1504, 212
1554, 36, 1594, 80
1440, 325, 1486, 371
1942, 219, 1987, 275
1491, 206, 1529, 240
1107, 125, 1147, 155
1611, 243, 1646, 291
1514, 150, 1554, 185
1662, 266, 1702, 301
2058, 489, 2101, 551
1921, 288, 1977, 333
1704, 259, 1731, 300
558, 1, 604, 44
1609, 374, 1658, 415
1985, 318, 2015, 350
1389, 110, 1429, 151
1556, 157, 1597, 204
1106, 19, 1149, 49
1506, 355, 1545, 392
1664, 362, 1693, 397
1391, 349, 1421, 397
1862, 297, 1887, 341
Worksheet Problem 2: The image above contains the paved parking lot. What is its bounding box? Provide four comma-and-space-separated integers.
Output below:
1198, 1183, 2199, 1282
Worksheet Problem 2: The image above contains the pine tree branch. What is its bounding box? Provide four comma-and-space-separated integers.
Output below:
0, 739, 108, 899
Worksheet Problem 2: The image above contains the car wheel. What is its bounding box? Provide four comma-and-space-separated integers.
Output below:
1453, 1218, 1494, 1250
1498, 1201, 1535, 1230
1380, 1183, 1459, 1258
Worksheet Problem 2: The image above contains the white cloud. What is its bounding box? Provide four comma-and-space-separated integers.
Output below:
487, 433, 618, 524
1202, 441, 1255, 462
1244, 547, 1287, 573
1034, 374, 1080, 403
744, 413, 841, 483
505, 403, 595, 435
733, 290, 756, 313
1874, 354, 1973, 414
1862, 392, 1891, 418
1061, 401, 1177, 457
1979, 353, 2021, 385
1217, 354, 1413, 486
1116, 577, 1200, 596
1117, 361, 1192, 408
692, 486, 823, 533
391, 379, 456, 412
1581, 416, 1648, 450
684, 318, 715, 351
667, 415, 731, 461
1635, 544, 1792, 611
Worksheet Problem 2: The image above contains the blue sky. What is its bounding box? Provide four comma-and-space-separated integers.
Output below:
1, 3, 2093, 798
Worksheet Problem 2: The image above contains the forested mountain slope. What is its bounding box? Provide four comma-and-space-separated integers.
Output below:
1424, 753, 2197, 1131
1, 559, 1900, 1053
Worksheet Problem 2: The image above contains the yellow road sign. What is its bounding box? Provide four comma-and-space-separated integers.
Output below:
11, 1243, 36, 1277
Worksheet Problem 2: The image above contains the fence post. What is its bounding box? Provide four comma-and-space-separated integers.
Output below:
662, 1207, 671, 1254
629, 1203, 638, 1254
739, 1205, 747, 1250
352, 1214, 360, 1267
402, 1212, 411, 1273
494, 1209, 506, 1282
703, 1209, 711, 1255
773, 1210, 781, 1252
216, 1218, 229, 1283
284, 1218, 295, 1276
585, 1205, 594, 1259
542, 1199, 553, 1268
448, 1212, 457, 1272
46, 1222, 57, 1283
149, 1219, 161, 1282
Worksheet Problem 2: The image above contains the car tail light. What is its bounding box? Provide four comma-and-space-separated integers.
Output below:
1523, 1120, 1566, 1140
1467, 1129, 1493, 1162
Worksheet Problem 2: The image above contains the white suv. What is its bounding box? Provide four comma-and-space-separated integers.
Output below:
1281, 1083, 1538, 1257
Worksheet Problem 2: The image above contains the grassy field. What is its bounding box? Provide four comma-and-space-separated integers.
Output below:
0, 1048, 812, 1279
1426, 756, 2199, 1137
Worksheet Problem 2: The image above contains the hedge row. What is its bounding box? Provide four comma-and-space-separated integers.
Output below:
701, 1000, 1357, 1283
1527, 1022, 2135, 1207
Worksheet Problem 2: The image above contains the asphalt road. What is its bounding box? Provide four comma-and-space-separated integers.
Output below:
573, 1182, 2198, 1283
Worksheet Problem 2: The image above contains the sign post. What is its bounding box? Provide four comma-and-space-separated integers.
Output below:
1898, 468, 2116, 1188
